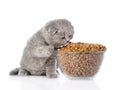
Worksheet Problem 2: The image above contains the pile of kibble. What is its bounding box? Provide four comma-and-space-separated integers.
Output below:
58, 42, 106, 52
57, 42, 106, 78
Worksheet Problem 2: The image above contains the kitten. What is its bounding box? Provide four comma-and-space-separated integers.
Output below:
9, 19, 74, 78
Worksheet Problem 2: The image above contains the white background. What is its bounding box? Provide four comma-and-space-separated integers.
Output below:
0, 0, 120, 90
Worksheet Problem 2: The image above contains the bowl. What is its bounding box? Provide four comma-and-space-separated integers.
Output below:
57, 42, 106, 79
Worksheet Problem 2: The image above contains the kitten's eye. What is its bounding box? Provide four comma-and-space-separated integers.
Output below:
54, 30, 58, 34
69, 35, 72, 38
61, 37, 65, 39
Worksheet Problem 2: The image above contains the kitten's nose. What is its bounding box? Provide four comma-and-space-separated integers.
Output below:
67, 41, 70, 43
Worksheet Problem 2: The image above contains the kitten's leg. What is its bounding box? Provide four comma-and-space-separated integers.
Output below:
46, 59, 59, 78
33, 46, 54, 58
18, 68, 30, 76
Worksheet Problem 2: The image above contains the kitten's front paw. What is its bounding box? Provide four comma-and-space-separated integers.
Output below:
18, 69, 30, 76
47, 73, 59, 78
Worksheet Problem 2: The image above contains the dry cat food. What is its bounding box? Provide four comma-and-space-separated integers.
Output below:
57, 42, 106, 78
58, 42, 106, 52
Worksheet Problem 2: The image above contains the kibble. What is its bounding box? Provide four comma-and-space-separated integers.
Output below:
57, 42, 106, 78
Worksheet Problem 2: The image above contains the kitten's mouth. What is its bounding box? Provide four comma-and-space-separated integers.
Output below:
59, 42, 71, 48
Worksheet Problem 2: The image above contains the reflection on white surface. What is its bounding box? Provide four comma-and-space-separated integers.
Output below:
60, 79, 100, 90
20, 76, 60, 90
9, 76, 100, 90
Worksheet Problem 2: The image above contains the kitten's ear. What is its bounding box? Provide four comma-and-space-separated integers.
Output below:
45, 22, 58, 33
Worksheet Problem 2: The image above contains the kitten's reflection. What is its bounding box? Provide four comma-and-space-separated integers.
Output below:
60, 79, 100, 90
19, 76, 60, 90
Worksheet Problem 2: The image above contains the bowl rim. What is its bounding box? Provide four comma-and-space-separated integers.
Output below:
57, 50, 106, 54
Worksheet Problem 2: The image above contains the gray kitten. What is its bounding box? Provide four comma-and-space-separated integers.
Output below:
9, 19, 74, 78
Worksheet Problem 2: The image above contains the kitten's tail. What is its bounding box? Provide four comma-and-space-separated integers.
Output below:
9, 68, 19, 75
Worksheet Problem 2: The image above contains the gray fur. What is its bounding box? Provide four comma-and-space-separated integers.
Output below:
9, 19, 74, 78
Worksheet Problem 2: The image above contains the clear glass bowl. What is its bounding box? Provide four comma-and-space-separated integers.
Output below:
57, 51, 105, 79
